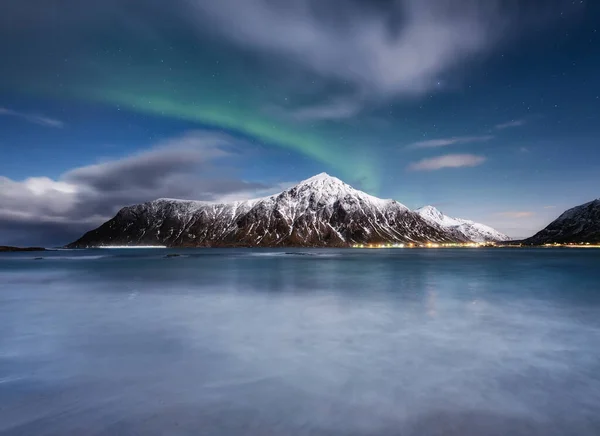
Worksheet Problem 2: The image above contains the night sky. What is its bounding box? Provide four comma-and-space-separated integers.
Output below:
1, 0, 599, 245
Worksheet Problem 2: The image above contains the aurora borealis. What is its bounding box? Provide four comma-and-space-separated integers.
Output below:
1, 3, 378, 186
1, 0, 600, 244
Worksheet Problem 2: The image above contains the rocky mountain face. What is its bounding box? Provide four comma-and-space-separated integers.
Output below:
415, 206, 510, 243
67, 173, 508, 248
523, 199, 600, 244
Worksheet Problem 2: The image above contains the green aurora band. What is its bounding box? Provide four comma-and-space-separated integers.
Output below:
0, 14, 385, 190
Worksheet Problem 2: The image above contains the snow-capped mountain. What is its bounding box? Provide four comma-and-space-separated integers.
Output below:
523, 199, 600, 244
415, 205, 510, 243
67, 173, 506, 248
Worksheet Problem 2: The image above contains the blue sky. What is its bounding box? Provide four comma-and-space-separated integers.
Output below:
0, 0, 599, 245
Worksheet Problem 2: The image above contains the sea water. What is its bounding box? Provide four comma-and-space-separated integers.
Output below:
0, 248, 599, 435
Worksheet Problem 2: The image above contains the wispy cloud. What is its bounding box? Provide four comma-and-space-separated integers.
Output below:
190, 0, 522, 98
544, 205, 556, 209
495, 119, 526, 130
496, 211, 535, 218
409, 154, 486, 171
0, 107, 64, 128
407, 135, 493, 149
290, 98, 362, 121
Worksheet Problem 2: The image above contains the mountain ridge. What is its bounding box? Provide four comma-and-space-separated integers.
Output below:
67, 173, 509, 248
416, 205, 509, 243
523, 199, 600, 245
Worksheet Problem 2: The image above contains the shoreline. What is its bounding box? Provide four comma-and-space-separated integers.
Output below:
48, 244, 600, 250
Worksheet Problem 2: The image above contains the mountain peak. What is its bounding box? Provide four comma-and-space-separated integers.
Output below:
416, 205, 445, 220
417, 205, 440, 213
298, 172, 343, 186
292, 172, 353, 198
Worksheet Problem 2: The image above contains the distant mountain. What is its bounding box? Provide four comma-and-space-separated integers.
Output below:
416, 206, 510, 243
523, 199, 600, 245
0, 246, 46, 252
67, 173, 508, 248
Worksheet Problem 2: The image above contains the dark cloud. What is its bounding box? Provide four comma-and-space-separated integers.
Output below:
64, 133, 230, 192
0, 131, 283, 246
0, 220, 92, 248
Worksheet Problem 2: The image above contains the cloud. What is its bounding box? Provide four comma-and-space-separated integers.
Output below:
408, 154, 486, 171
495, 119, 526, 130
188, 0, 515, 97
544, 205, 556, 209
290, 99, 363, 121
0, 107, 64, 128
496, 211, 535, 219
407, 135, 493, 149
0, 131, 287, 246
64, 132, 231, 193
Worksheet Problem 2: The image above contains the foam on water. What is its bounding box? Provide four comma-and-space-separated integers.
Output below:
0, 248, 599, 435
96, 245, 167, 249
248, 251, 341, 258
2, 254, 111, 261
42, 255, 111, 260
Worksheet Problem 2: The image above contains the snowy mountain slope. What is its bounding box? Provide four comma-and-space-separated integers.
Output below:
523, 199, 600, 244
415, 205, 510, 242
68, 173, 503, 248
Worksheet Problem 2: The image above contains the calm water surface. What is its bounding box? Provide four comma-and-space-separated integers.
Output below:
1, 248, 599, 435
